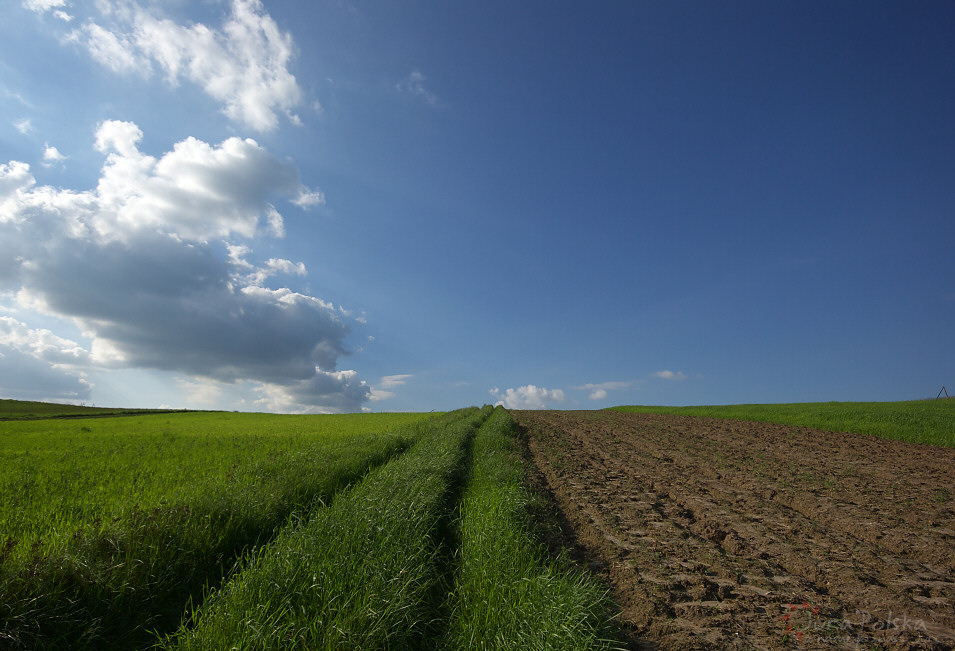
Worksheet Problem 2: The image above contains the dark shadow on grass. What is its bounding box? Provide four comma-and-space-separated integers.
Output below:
0, 440, 414, 651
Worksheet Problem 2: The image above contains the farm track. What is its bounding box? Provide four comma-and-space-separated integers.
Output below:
513, 410, 955, 650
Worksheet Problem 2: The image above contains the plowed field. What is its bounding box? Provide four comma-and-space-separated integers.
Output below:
513, 410, 955, 650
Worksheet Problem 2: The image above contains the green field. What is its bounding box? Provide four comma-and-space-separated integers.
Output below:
0, 409, 432, 648
0, 398, 172, 420
611, 398, 955, 448
0, 403, 619, 650
8, 396, 949, 649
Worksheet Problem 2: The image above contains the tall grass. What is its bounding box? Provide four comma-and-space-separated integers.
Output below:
163, 407, 490, 650
3, 405, 628, 649
445, 407, 619, 650
611, 399, 955, 447
0, 411, 431, 649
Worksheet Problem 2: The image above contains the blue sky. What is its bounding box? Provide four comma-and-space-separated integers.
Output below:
1, 1, 953, 412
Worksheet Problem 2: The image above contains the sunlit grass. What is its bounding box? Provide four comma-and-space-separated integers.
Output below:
611, 398, 955, 447
1, 405, 627, 649
446, 407, 620, 650
0, 411, 432, 649
164, 407, 489, 650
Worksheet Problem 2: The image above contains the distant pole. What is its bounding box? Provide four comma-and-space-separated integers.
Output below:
938, 386, 950, 399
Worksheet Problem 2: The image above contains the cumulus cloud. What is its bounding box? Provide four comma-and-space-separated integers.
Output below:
575, 381, 631, 401
0, 316, 92, 401
0, 347, 92, 401
0, 316, 91, 367
490, 385, 566, 410
0, 122, 367, 412
256, 370, 370, 414
68, 0, 303, 131
651, 370, 688, 381
79, 119, 317, 242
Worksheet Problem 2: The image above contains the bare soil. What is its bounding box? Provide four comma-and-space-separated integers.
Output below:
512, 410, 955, 650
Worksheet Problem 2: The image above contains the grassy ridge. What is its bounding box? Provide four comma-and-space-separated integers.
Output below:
446, 407, 618, 650
0, 411, 431, 649
165, 407, 489, 650
0, 398, 171, 420
611, 399, 955, 448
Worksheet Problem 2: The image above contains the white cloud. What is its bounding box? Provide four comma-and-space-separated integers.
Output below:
0, 161, 40, 225
651, 370, 687, 381
490, 384, 566, 410
175, 376, 222, 406
0, 346, 92, 401
13, 118, 33, 135
575, 380, 631, 401
379, 374, 412, 388
42, 144, 67, 166
69, 0, 303, 131
256, 370, 370, 414
369, 374, 412, 402
397, 70, 442, 107
84, 119, 320, 242
22, 0, 67, 12
292, 187, 325, 208
0, 316, 90, 367
0, 122, 366, 413
79, 22, 145, 75
0, 315, 92, 401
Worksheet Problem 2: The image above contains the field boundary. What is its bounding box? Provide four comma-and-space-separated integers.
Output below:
610, 399, 955, 448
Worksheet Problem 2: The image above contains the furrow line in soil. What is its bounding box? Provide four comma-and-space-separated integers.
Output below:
515, 410, 955, 650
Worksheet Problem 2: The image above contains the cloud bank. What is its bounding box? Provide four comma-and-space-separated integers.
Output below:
1, 120, 368, 412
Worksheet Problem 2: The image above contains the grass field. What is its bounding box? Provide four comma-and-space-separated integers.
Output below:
611, 398, 955, 447
8, 396, 949, 649
0, 409, 433, 649
0, 398, 172, 420
1, 403, 619, 650
445, 407, 615, 649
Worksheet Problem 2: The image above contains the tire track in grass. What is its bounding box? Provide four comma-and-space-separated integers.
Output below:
444, 407, 622, 650
0, 430, 416, 651
163, 407, 490, 651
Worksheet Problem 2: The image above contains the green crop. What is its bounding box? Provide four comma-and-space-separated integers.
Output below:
1, 403, 624, 650
445, 407, 619, 650
165, 407, 489, 650
0, 410, 432, 649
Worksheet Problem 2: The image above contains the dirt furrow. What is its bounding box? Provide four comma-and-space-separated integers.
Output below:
515, 410, 955, 650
